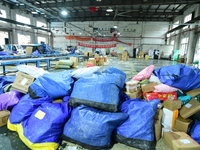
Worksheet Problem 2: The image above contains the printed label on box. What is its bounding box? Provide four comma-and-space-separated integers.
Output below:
185, 103, 192, 108
34, 110, 46, 120
20, 78, 28, 85
180, 139, 191, 144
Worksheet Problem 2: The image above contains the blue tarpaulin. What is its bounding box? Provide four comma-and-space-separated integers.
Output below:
114, 99, 160, 150
29, 71, 74, 99
153, 64, 200, 90
69, 73, 126, 112
9, 94, 54, 124
190, 121, 200, 144
62, 105, 128, 149
0, 76, 16, 94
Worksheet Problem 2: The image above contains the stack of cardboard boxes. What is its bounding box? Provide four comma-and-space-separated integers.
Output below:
84, 53, 105, 67
123, 81, 200, 149
121, 51, 128, 61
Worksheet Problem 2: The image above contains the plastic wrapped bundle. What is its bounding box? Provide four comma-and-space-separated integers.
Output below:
62, 105, 128, 149
17, 65, 49, 78
58, 60, 74, 66
8, 94, 54, 131
54, 64, 70, 69
153, 64, 200, 90
16, 102, 72, 150
69, 73, 126, 112
29, 71, 74, 99
70, 67, 100, 79
114, 99, 160, 150
0, 90, 24, 111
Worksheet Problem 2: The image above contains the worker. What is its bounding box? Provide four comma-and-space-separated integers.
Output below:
111, 50, 115, 57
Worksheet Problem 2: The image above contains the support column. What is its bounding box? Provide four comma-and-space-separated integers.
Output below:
174, 34, 180, 50
186, 28, 196, 64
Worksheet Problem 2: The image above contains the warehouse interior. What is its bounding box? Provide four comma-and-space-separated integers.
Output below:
0, 0, 200, 150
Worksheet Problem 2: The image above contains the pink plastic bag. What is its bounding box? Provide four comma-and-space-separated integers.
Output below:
132, 65, 155, 81
153, 84, 179, 93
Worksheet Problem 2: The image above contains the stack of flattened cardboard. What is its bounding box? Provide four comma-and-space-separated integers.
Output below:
154, 109, 163, 141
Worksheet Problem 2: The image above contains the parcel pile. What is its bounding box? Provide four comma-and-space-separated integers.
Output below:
0, 64, 200, 150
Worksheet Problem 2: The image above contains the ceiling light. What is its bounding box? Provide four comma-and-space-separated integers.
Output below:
79, 32, 82, 34
113, 25, 117, 28
106, 14, 109, 16
96, 0, 101, 1
61, 10, 68, 15
118, 32, 120, 35
106, 8, 113, 12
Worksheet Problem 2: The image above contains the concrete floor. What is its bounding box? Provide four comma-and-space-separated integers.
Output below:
0, 57, 187, 150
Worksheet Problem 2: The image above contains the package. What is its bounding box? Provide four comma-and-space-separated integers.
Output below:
104, 56, 107, 62
12, 72, 35, 94
125, 88, 142, 99
89, 52, 92, 56
97, 59, 104, 66
154, 108, 163, 121
174, 117, 193, 133
94, 53, 99, 58
154, 120, 162, 141
0, 110, 10, 127
26, 47, 33, 55
163, 132, 200, 150
180, 98, 200, 119
121, 56, 128, 61
125, 80, 140, 93
163, 100, 182, 111
141, 82, 158, 93
88, 59, 96, 66
70, 57, 78, 67
186, 88, 200, 97
143, 92, 177, 101
162, 108, 178, 129
84, 52, 89, 56
52, 99, 63, 103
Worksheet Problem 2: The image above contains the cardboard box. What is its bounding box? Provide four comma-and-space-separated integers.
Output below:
97, 59, 104, 66
186, 88, 200, 97
84, 52, 89, 56
121, 56, 128, 61
180, 98, 200, 119
163, 100, 182, 111
0, 110, 10, 127
143, 92, 177, 101
94, 53, 99, 58
141, 82, 158, 93
162, 108, 178, 129
12, 72, 35, 94
154, 120, 162, 141
88, 59, 96, 66
154, 109, 163, 121
125, 88, 142, 99
163, 132, 200, 150
52, 99, 63, 103
89, 52, 93, 56
70, 57, 78, 67
174, 117, 193, 133
26, 47, 33, 55
125, 80, 140, 93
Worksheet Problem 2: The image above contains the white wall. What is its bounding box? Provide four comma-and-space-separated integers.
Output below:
52, 21, 171, 56
0, 2, 51, 46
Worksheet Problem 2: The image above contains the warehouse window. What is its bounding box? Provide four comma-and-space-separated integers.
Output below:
18, 33, 31, 45
173, 21, 179, 29
37, 21, 47, 28
180, 37, 189, 55
38, 37, 47, 44
183, 14, 192, 30
16, 14, 30, 28
0, 9, 7, 23
170, 40, 175, 45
